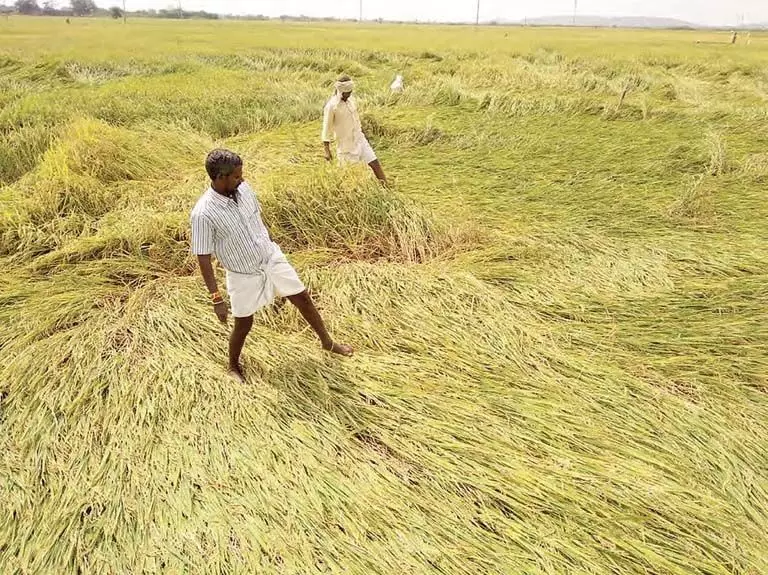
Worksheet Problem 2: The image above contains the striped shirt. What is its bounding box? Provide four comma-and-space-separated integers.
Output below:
190, 182, 275, 274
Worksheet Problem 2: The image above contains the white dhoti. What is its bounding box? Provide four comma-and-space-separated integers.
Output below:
338, 137, 377, 166
226, 243, 305, 318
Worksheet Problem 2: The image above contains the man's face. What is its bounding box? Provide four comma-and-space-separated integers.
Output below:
341, 91, 352, 102
220, 165, 243, 194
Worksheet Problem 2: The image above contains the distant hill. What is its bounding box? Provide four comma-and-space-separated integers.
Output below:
514, 15, 698, 29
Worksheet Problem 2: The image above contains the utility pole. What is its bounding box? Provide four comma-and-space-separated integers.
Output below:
573, 0, 577, 25
475, 0, 480, 25
123, 0, 126, 23
359, 0, 362, 22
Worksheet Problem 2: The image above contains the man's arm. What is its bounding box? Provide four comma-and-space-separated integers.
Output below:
191, 214, 228, 322
196, 254, 227, 323
321, 103, 334, 161
351, 98, 365, 138
196, 254, 219, 295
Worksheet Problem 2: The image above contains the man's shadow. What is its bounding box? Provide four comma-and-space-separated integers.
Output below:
259, 354, 381, 437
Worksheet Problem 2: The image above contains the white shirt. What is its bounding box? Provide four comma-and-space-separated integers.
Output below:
321, 95, 364, 155
190, 182, 275, 274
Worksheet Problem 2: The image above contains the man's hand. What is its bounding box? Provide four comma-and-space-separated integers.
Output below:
196, 255, 228, 323
323, 142, 333, 162
213, 300, 228, 323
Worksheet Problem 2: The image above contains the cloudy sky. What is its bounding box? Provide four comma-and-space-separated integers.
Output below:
114, 0, 767, 26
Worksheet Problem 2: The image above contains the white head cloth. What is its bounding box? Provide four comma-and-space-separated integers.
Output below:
335, 79, 355, 94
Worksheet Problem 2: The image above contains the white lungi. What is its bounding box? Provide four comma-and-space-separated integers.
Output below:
338, 138, 377, 166
226, 243, 305, 318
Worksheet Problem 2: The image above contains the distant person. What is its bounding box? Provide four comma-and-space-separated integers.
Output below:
322, 75, 387, 184
191, 149, 353, 381
390, 74, 404, 93
730, 30, 737, 44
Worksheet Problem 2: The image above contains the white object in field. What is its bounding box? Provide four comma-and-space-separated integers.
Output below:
390, 74, 404, 93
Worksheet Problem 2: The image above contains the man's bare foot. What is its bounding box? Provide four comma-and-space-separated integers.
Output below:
323, 342, 354, 356
228, 363, 246, 382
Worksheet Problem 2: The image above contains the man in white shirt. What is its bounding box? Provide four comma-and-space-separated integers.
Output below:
322, 75, 387, 184
191, 149, 353, 381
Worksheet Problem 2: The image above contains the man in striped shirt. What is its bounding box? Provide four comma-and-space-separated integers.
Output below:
191, 149, 353, 381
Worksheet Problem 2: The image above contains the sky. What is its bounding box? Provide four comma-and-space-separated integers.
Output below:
109, 0, 767, 26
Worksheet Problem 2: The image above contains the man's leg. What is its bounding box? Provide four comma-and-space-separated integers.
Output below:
229, 315, 254, 379
368, 159, 387, 185
287, 290, 353, 356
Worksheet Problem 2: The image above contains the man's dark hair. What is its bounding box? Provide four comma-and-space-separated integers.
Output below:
205, 149, 242, 181
337, 74, 351, 83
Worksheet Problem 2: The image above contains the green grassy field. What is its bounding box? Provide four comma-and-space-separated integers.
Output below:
1, 16, 767, 574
